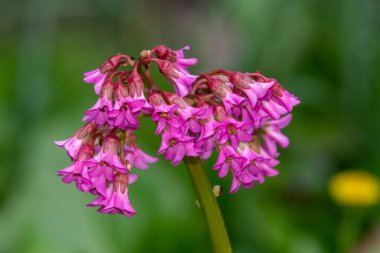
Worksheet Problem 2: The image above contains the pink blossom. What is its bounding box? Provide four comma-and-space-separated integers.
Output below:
173, 45, 198, 68
229, 144, 267, 193
54, 122, 97, 159
171, 68, 197, 97
164, 92, 212, 134
88, 173, 137, 217
125, 146, 158, 169
245, 145, 278, 178
57, 144, 95, 192
87, 134, 128, 173
260, 114, 292, 156
87, 162, 115, 196
83, 81, 114, 126
157, 131, 199, 165
258, 83, 300, 120
83, 69, 107, 95
212, 146, 247, 178
197, 136, 216, 160
217, 117, 253, 149
207, 77, 246, 114
239, 102, 270, 129
154, 59, 197, 97
229, 72, 275, 109
127, 69, 153, 114
214, 106, 253, 149
153, 45, 198, 97
196, 117, 220, 144
155, 45, 197, 69
151, 104, 183, 134
177, 104, 212, 133
194, 117, 220, 159
108, 84, 145, 129
56, 45, 300, 217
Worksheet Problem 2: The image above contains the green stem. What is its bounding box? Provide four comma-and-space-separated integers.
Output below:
184, 156, 233, 253
337, 208, 364, 253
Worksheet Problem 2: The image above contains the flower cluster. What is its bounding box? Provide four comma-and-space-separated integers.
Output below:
56, 45, 299, 216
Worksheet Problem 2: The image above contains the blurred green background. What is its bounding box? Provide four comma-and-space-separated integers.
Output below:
1, 0, 380, 252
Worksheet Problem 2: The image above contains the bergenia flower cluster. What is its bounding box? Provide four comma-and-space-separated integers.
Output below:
55, 45, 299, 217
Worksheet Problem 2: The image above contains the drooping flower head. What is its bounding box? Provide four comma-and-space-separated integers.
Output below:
55, 45, 299, 217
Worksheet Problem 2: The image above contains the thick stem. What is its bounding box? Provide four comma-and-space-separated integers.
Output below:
184, 156, 233, 253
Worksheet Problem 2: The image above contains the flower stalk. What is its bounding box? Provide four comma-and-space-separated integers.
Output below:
337, 208, 364, 253
184, 156, 232, 253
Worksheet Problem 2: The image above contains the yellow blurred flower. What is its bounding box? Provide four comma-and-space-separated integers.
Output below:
329, 170, 380, 206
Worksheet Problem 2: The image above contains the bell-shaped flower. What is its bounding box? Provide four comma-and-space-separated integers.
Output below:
157, 131, 199, 165
83, 81, 114, 126
83, 68, 107, 95
54, 122, 97, 159
212, 146, 247, 178
88, 173, 138, 217
57, 144, 95, 192
124, 146, 158, 170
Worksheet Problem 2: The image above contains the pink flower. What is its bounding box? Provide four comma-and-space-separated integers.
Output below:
214, 106, 253, 149
127, 69, 153, 114
197, 136, 216, 160
155, 45, 197, 69
212, 146, 247, 178
229, 72, 275, 109
108, 103, 140, 129
196, 116, 220, 142
228, 144, 267, 193
230, 169, 256, 194
87, 162, 115, 196
228, 143, 281, 193
88, 173, 137, 217
56, 45, 300, 217
108, 84, 145, 129
164, 92, 212, 134
239, 102, 269, 129
173, 45, 198, 69
244, 144, 278, 178
207, 77, 246, 114
217, 117, 253, 149
157, 131, 199, 165
246, 149, 279, 185
194, 117, 220, 159
83, 69, 107, 95
260, 114, 292, 156
170, 68, 197, 97
151, 103, 183, 134
54, 122, 97, 159
221, 90, 246, 115
83, 81, 114, 126
87, 134, 128, 172
252, 154, 279, 180
57, 144, 95, 192
152, 45, 198, 97
125, 146, 158, 169
177, 104, 212, 134
258, 83, 300, 120
154, 59, 197, 97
